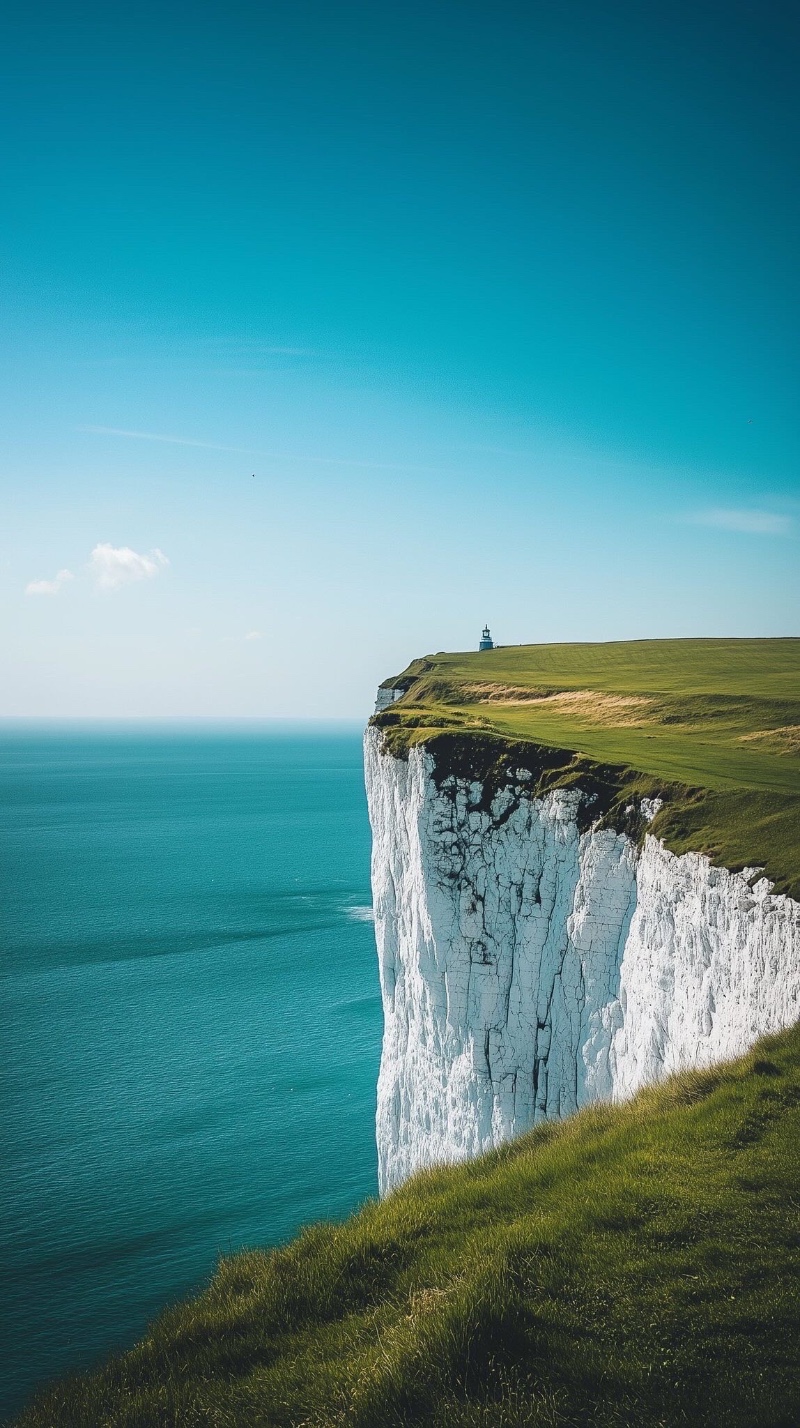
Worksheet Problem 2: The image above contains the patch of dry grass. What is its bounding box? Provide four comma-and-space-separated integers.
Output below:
460, 683, 552, 703
739, 724, 800, 755
464, 685, 653, 727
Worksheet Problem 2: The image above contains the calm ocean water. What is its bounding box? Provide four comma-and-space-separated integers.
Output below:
0, 724, 382, 1421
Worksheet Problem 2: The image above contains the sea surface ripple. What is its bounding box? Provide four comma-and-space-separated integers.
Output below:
0, 723, 381, 1420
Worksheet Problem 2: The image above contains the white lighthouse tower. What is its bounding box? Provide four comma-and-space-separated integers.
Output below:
479, 625, 494, 651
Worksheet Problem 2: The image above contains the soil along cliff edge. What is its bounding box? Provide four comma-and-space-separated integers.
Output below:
365, 639, 800, 1193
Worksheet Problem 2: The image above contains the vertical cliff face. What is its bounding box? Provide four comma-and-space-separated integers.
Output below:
365, 727, 800, 1194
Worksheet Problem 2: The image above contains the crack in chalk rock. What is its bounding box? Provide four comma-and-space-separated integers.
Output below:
365, 727, 800, 1194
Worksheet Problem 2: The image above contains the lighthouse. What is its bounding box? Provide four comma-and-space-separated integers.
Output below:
479, 625, 494, 651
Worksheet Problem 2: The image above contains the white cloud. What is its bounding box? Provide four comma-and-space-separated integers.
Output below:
685, 508, 793, 536
25, 568, 74, 596
78, 425, 439, 472
244, 629, 262, 641
78, 424, 252, 453
89, 543, 169, 591
216, 344, 313, 356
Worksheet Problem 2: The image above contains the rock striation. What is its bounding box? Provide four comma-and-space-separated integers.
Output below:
374, 685, 407, 714
364, 726, 800, 1193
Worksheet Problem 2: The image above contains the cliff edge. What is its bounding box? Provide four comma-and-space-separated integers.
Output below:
366, 639, 800, 1191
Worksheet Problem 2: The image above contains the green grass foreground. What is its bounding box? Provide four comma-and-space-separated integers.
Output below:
16, 1024, 800, 1427
373, 637, 800, 897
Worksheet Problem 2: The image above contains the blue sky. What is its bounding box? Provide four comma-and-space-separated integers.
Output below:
2, 0, 798, 716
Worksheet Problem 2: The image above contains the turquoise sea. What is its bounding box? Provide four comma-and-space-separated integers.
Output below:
0, 724, 381, 1421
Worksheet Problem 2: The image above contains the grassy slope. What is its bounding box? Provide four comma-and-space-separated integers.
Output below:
17, 1023, 800, 1427
374, 638, 800, 898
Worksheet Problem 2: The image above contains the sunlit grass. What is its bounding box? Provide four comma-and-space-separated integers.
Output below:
374, 638, 800, 897
16, 1022, 800, 1427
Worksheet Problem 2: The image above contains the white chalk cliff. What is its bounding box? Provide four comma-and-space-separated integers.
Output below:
364, 726, 800, 1194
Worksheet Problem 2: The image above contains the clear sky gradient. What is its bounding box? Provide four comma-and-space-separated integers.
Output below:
2, 0, 798, 716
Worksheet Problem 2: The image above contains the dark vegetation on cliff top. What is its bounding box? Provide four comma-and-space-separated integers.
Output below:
15, 1022, 800, 1427
372, 637, 800, 898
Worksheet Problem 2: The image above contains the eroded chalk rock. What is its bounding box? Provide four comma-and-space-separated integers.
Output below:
364, 727, 800, 1193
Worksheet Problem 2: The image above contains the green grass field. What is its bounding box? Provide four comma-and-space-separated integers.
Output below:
374, 638, 800, 897
18, 1023, 800, 1427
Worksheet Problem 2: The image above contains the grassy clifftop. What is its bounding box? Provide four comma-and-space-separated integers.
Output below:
372, 638, 800, 898
17, 1022, 800, 1426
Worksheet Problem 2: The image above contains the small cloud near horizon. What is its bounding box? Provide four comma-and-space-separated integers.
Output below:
90, 543, 169, 591
25, 568, 74, 596
684, 507, 793, 536
244, 630, 262, 641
